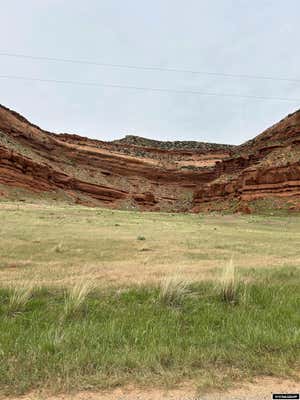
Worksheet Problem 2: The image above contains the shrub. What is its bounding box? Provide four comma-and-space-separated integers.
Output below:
53, 242, 63, 253
137, 235, 146, 241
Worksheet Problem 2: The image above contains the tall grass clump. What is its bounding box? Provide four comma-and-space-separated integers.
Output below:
217, 258, 243, 304
159, 274, 190, 306
63, 279, 94, 317
7, 282, 34, 314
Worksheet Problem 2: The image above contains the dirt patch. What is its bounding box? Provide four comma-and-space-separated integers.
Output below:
4, 376, 299, 400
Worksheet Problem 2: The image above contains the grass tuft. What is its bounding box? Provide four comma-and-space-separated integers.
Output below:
63, 279, 94, 317
217, 258, 242, 304
7, 282, 34, 314
159, 274, 191, 306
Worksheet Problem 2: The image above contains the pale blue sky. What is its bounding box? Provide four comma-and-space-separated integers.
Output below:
1, 0, 299, 144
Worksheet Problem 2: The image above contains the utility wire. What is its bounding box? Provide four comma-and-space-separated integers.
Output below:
0, 74, 299, 102
1, 52, 300, 84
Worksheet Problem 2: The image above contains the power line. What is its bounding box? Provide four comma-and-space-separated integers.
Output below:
0, 74, 299, 102
1, 52, 300, 84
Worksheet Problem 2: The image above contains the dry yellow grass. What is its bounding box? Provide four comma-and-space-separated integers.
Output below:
217, 258, 244, 303
7, 281, 35, 314
0, 202, 300, 288
63, 278, 94, 316
159, 273, 191, 305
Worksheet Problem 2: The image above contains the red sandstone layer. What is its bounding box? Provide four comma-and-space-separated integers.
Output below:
0, 104, 299, 211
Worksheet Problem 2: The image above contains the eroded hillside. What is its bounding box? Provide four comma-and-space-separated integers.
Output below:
0, 104, 299, 212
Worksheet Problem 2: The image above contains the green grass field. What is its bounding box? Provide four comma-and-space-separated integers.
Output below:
0, 203, 299, 395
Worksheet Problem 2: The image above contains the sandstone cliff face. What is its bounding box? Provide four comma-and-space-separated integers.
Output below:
0, 104, 230, 211
0, 104, 299, 211
193, 109, 300, 211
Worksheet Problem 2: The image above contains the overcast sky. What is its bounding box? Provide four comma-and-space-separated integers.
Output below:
1, 0, 300, 144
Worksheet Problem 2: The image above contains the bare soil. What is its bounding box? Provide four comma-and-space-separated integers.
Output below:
5, 376, 299, 400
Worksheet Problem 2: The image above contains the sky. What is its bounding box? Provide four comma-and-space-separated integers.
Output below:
1, 0, 300, 145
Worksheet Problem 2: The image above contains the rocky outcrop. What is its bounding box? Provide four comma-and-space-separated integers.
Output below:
193, 162, 300, 205
193, 109, 300, 210
0, 145, 128, 202
0, 104, 230, 210
0, 104, 300, 211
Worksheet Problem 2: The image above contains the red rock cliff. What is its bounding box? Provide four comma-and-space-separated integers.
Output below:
0, 104, 299, 211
